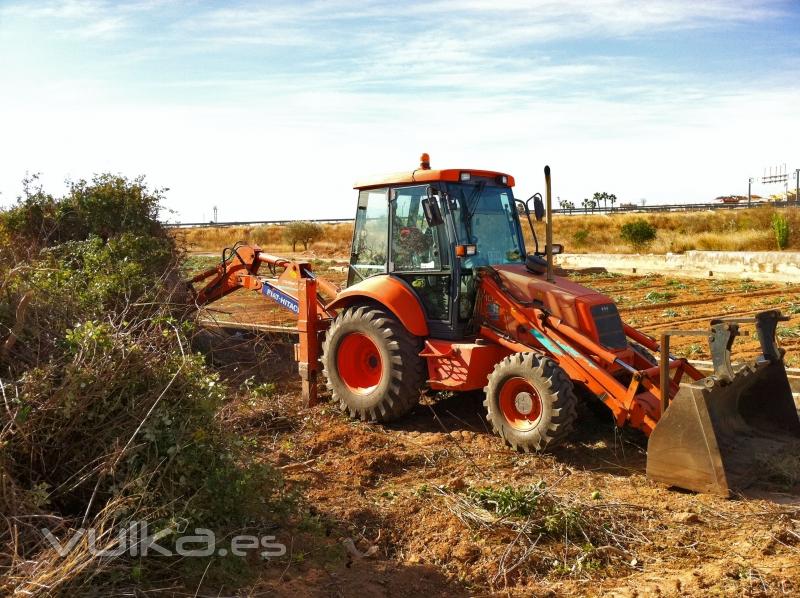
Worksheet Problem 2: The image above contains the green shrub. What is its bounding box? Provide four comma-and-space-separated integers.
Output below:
572, 229, 590, 247
0, 175, 293, 594
0, 173, 165, 249
620, 218, 657, 250
772, 213, 790, 250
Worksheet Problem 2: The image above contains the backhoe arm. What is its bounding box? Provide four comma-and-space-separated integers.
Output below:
186, 243, 341, 407
186, 243, 338, 317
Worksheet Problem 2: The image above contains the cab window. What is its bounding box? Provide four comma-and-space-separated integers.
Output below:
349, 188, 389, 286
390, 186, 444, 272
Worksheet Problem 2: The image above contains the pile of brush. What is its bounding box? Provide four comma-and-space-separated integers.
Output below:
0, 175, 291, 594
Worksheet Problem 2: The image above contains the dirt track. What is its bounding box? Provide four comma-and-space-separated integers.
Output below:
201, 262, 800, 596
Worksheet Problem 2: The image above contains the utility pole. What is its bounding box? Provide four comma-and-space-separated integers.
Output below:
212, 206, 218, 223
795, 169, 799, 204
748, 177, 754, 206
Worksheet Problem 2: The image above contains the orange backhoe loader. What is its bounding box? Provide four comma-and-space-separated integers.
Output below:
188, 155, 800, 496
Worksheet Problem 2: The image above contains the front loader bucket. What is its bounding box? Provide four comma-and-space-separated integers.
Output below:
646, 311, 800, 496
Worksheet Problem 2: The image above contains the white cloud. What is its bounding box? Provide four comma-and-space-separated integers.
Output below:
0, 0, 797, 221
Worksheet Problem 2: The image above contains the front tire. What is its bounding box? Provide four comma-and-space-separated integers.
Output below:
484, 353, 577, 452
322, 305, 426, 422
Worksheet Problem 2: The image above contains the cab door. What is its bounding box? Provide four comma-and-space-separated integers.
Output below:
389, 186, 454, 337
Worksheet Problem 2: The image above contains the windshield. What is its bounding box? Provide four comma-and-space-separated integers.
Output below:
445, 181, 525, 266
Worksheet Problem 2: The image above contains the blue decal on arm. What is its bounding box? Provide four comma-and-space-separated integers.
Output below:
262, 282, 300, 313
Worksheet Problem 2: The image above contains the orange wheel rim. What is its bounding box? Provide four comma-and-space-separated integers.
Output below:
498, 377, 542, 431
337, 333, 383, 394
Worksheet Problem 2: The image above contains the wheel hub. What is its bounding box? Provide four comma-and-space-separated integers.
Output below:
336, 332, 383, 394
498, 377, 543, 431
514, 392, 534, 415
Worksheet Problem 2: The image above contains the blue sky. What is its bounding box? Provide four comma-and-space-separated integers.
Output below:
1, 0, 798, 222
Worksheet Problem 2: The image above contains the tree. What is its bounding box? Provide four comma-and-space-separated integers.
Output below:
608, 193, 617, 211
593, 191, 606, 210
283, 221, 323, 252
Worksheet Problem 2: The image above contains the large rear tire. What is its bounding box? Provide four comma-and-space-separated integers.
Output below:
322, 305, 426, 422
484, 353, 577, 452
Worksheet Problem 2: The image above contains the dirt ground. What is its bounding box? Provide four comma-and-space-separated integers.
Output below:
193, 256, 800, 597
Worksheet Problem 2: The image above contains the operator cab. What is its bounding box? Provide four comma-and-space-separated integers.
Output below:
348, 155, 529, 339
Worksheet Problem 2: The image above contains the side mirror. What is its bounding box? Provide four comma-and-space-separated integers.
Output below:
549, 243, 564, 255
530, 193, 545, 222
421, 196, 444, 227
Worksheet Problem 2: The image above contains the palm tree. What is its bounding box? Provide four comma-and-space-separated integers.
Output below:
608, 193, 617, 211
582, 198, 590, 213
593, 192, 606, 211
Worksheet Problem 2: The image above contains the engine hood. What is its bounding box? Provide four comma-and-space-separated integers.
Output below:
490, 263, 613, 329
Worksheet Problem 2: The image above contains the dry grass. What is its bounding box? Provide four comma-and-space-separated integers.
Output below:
179, 222, 353, 256
436, 482, 651, 587
543, 206, 797, 254
176, 206, 799, 256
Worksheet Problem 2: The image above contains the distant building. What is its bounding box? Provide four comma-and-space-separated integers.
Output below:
715, 195, 745, 204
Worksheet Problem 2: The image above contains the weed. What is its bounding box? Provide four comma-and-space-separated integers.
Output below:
761, 296, 785, 306
772, 213, 790, 249
777, 325, 800, 339
242, 376, 277, 399
679, 343, 704, 357
661, 309, 679, 318
643, 291, 676, 303
468, 485, 546, 518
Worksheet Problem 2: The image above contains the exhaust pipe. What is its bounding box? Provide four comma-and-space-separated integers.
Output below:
544, 165, 554, 282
